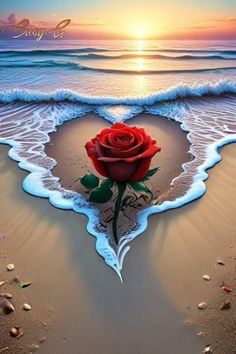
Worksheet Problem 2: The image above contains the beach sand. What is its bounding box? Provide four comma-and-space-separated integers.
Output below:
0, 134, 235, 353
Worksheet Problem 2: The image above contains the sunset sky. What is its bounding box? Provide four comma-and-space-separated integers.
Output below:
0, 0, 236, 40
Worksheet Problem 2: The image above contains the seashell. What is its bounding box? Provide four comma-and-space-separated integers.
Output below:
6, 264, 15, 271
198, 302, 208, 309
29, 344, 39, 352
202, 274, 211, 281
23, 303, 31, 311
217, 259, 225, 266
222, 286, 232, 293
16, 331, 24, 340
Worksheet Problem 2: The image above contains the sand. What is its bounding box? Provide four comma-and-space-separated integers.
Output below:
45, 113, 191, 196
45, 113, 191, 242
0, 139, 235, 353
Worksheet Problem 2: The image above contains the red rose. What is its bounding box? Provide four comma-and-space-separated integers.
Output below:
85, 122, 161, 182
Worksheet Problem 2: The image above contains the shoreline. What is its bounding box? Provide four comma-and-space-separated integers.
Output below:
0, 141, 235, 353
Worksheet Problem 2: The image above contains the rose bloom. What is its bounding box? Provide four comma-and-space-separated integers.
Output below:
85, 122, 161, 182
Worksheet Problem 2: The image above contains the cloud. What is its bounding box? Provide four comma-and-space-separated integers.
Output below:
72, 22, 104, 27
0, 20, 7, 26
0, 13, 32, 28
210, 17, 236, 24
7, 13, 19, 25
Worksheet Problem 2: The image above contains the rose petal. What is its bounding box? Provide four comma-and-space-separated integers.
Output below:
130, 158, 151, 181
111, 122, 128, 130
100, 130, 144, 157
85, 140, 108, 177
109, 131, 135, 148
98, 144, 161, 163
105, 161, 139, 182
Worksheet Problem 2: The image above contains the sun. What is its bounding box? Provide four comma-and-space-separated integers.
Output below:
133, 26, 146, 39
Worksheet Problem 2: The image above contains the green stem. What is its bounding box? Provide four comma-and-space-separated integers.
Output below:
112, 183, 126, 245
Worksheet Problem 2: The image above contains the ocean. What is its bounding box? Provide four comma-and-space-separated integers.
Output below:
0, 39, 236, 276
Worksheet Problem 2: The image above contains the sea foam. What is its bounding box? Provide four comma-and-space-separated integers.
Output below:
0, 79, 236, 105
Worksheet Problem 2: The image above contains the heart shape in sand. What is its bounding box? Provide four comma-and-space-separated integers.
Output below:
44, 109, 191, 279
1, 94, 235, 280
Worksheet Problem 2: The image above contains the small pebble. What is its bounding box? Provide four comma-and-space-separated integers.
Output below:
10, 327, 20, 337
198, 302, 208, 310
23, 303, 31, 311
197, 331, 205, 337
0, 293, 12, 299
0, 298, 15, 314
0, 281, 6, 287
202, 274, 211, 281
219, 300, 231, 310
6, 264, 15, 271
203, 345, 213, 353
38, 337, 46, 344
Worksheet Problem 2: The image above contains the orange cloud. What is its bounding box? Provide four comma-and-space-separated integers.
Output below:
0, 12, 236, 40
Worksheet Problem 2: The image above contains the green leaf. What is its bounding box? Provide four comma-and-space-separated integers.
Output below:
143, 167, 159, 181
129, 182, 151, 193
100, 179, 114, 191
19, 281, 32, 289
80, 174, 99, 190
13, 278, 32, 288
89, 187, 113, 203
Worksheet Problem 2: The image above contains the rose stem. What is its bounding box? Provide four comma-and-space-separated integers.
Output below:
112, 182, 126, 245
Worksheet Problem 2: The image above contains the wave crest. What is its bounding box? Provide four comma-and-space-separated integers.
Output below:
0, 80, 236, 105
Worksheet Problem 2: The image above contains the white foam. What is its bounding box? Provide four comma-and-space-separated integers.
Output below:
95, 105, 143, 123
0, 80, 236, 105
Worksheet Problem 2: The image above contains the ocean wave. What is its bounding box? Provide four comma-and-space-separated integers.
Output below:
1, 48, 236, 56
0, 59, 235, 74
0, 47, 108, 55
75, 53, 236, 60
0, 80, 236, 105
79, 65, 236, 75
0, 59, 85, 70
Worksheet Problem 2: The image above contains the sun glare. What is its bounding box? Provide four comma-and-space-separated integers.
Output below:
134, 27, 145, 39
133, 26, 146, 39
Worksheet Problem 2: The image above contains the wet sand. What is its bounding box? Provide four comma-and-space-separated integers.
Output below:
45, 113, 191, 197
0, 140, 235, 353
45, 113, 191, 241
